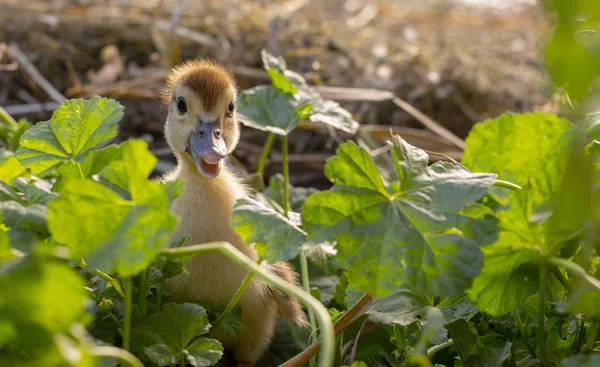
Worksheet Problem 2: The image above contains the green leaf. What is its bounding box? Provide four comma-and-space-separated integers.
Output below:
468, 232, 540, 316
447, 319, 479, 361
48, 142, 176, 276
303, 137, 496, 297
186, 338, 224, 367
230, 197, 306, 262
462, 112, 572, 200
0, 258, 86, 347
0, 201, 49, 237
0, 153, 26, 184
132, 303, 222, 367
48, 177, 176, 276
261, 49, 299, 95
13, 177, 58, 205
263, 173, 318, 213
237, 85, 307, 135
214, 310, 245, 337
544, 2, 600, 103
15, 96, 124, 174
259, 49, 359, 134
346, 287, 477, 326
54, 143, 124, 191
302, 87, 359, 134
551, 257, 600, 318
561, 353, 600, 367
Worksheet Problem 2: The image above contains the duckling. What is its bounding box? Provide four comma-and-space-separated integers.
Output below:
160, 59, 307, 366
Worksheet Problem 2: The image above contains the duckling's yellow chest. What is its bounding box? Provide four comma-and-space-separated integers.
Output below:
165, 167, 262, 306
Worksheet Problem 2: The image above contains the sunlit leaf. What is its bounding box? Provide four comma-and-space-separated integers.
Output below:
303, 137, 496, 297
237, 85, 307, 135
230, 197, 306, 262
468, 233, 540, 316
15, 96, 123, 174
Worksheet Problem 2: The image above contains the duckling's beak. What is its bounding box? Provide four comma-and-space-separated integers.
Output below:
188, 119, 227, 179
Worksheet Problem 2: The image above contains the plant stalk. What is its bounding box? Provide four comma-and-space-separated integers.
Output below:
90, 346, 144, 367
156, 278, 166, 309
427, 339, 454, 358
256, 132, 275, 175
138, 269, 149, 317
282, 134, 318, 362
92, 269, 125, 298
537, 257, 549, 367
586, 320, 599, 350
160, 242, 335, 367
123, 277, 133, 351
215, 271, 254, 326
0, 106, 18, 129
514, 308, 536, 357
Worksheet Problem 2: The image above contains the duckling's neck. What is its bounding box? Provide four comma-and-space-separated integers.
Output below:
174, 152, 247, 206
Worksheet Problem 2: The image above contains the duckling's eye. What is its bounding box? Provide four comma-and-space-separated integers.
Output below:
177, 97, 187, 115
226, 100, 235, 116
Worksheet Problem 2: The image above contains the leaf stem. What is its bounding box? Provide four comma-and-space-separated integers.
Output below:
160, 242, 335, 367
576, 318, 586, 352
92, 269, 125, 298
586, 320, 599, 350
300, 251, 318, 345
0, 106, 18, 129
89, 346, 144, 367
215, 271, 254, 326
138, 269, 149, 317
76, 161, 85, 178
493, 179, 522, 191
537, 257, 549, 367
551, 266, 573, 292
282, 134, 318, 363
514, 308, 536, 357
123, 277, 133, 351
156, 277, 166, 309
426, 339, 454, 358
257, 133, 275, 175
281, 134, 290, 215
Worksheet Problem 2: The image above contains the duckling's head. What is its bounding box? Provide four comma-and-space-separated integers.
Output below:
163, 59, 239, 179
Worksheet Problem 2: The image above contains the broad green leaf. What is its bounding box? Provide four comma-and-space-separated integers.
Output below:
186, 338, 224, 366
214, 310, 245, 337
13, 177, 57, 205
468, 232, 540, 316
98, 140, 157, 196
0, 154, 25, 184
346, 287, 477, 326
461, 338, 512, 367
462, 112, 571, 200
551, 257, 600, 317
561, 353, 600, 367
303, 137, 496, 297
261, 49, 299, 95
0, 258, 86, 347
54, 144, 124, 191
296, 86, 359, 134
237, 85, 305, 135
0, 213, 12, 261
230, 197, 306, 262
132, 303, 222, 367
447, 319, 479, 361
259, 49, 359, 134
15, 96, 123, 174
0, 201, 49, 237
48, 177, 176, 276
263, 173, 318, 212
544, 2, 600, 103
